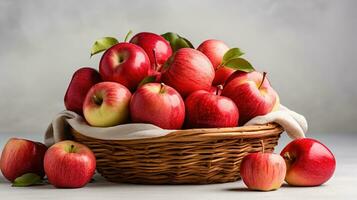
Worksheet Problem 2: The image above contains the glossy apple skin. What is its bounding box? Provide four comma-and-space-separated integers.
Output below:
240, 153, 286, 191
0, 138, 47, 182
99, 42, 150, 91
130, 83, 185, 129
64, 67, 102, 115
185, 90, 238, 128
197, 39, 229, 70
130, 32, 172, 72
161, 48, 215, 97
44, 140, 96, 188
213, 67, 235, 86
222, 71, 279, 125
197, 39, 234, 85
83, 82, 132, 127
281, 138, 336, 186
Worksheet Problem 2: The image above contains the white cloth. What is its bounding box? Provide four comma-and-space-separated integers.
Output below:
44, 104, 307, 147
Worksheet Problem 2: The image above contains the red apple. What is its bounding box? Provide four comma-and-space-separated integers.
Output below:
99, 42, 150, 91
213, 67, 235, 86
130, 32, 172, 73
240, 152, 286, 191
64, 67, 102, 115
281, 138, 336, 186
44, 140, 96, 188
222, 71, 279, 125
197, 39, 229, 69
184, 86, 238, 128
197, 39, 235, 85
130, 83, 185, 129
83, 82, 132, 127
0, 138, 47, 182
161, 48, 215, 97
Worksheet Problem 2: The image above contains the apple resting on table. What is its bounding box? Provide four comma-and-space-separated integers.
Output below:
240, 152, 286, 191
0, 138, 47, 182
281, 138, 336, 186
44, 140, 96, 188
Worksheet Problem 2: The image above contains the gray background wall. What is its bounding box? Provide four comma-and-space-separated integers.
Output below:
0, 0, 356, 136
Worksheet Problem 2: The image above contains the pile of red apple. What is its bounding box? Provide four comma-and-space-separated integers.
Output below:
0, 31, 336, 190
65, 31, 279, 129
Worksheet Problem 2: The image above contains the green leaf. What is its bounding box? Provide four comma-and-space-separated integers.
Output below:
222, 48, 245, 66
12, 173, 44, 187
161, 32, 194, 52
90, 37, 119, 57
224, 58, 255, 72
138, 75, 157, 88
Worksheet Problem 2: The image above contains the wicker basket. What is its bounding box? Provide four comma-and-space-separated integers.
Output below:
72, 123, 283, 184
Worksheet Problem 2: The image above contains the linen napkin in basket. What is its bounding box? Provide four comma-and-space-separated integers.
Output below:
44, 104, 307, 147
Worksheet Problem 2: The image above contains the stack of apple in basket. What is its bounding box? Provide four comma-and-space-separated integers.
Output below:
0, 31, 335, 190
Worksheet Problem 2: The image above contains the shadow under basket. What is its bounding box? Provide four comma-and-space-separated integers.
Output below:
71, 123, 283, 184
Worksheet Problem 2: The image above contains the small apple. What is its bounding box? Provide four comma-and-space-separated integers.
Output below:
222, 71, 279, 125
184, 86, 239, 128
83, 82, 132, 127
44, 140, 96, 188
64, 67, 102, 115
0, 138, 47, 182
99, 42, 151, 91
161, 48, 215, 97
281, 138, 336, 186
130, 83, 185, 129
240, 152, 286, 191
130, 32, 172, 72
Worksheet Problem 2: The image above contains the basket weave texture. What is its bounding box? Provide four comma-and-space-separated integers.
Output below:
72, 123, 283, 184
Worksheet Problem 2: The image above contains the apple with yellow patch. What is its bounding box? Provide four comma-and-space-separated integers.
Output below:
83, 82, 132, 127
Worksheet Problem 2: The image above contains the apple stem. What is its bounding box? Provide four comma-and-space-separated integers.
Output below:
216, 85, 223, 96
152, 49, 159, 71
258, 72, 267, 89
283, 152, 293, 161
92, 95, 103, 106
159, 83, 166, 93
124, 30, 133, 42
69, 144, 75, 153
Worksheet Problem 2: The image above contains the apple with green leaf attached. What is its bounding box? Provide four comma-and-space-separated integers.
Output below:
0, 138, 47, 182
130, 32, 172, 72
90, 33, 151, 91
198, 40, 252, 85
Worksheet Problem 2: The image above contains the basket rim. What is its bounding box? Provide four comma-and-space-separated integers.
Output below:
71, 123, 284, 143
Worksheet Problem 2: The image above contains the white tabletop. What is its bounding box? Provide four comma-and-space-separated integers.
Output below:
0, 133, 355, 200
